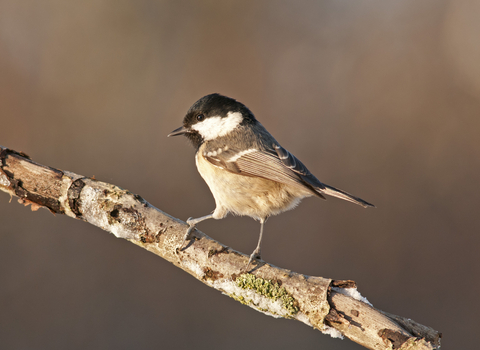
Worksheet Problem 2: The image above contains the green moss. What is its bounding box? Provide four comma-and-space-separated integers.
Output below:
235, 273, 299, 316
229, 294, 249, 305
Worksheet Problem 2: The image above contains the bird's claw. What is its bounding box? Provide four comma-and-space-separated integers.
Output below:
245, 249, 262, 271
177, 218, 196, 254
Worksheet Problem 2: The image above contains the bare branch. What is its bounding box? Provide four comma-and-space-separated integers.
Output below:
0, 145, 441, 350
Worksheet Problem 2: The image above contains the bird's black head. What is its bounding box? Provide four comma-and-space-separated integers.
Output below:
168, 93, 257, 149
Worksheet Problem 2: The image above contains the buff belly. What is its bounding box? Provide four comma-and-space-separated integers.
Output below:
196, 152, 312, 220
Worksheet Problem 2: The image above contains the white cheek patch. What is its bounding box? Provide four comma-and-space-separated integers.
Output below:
191, 112, 243, 140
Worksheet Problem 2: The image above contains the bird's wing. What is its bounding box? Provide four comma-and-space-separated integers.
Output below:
268, 144, 374, 207
204, 143, 375, 207
203, 143, 326, 198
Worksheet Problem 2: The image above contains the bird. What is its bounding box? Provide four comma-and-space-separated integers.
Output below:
168, 93, 374, 268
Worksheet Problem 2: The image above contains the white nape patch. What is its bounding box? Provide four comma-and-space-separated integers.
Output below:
191, 111, 243, 141
227, 148, 256, 162
332, 287, 372, 306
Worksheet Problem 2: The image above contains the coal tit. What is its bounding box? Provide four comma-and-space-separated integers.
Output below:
168, 93, 374, 267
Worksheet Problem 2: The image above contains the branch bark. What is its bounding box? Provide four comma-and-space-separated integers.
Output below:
0, 145, 441, 350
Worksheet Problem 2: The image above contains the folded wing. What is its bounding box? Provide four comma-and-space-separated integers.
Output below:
204, 144, 325, 199
203, 143, 374, 208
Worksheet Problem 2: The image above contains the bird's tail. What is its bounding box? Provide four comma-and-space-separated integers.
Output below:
321, 184, 375, 208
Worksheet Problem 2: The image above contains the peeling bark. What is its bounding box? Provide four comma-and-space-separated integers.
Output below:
0, 145, 441, 350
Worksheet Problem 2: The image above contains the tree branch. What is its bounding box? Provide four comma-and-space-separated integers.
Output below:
0, 145, 441, 350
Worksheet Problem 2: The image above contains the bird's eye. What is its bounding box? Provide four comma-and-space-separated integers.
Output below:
196, 114, 205, 122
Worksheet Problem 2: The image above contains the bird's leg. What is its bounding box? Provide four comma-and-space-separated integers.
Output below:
246, 217, 266, 270
178, 214, 214, 252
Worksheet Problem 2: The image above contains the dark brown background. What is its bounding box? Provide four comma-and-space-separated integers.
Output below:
1, 1, 478, 349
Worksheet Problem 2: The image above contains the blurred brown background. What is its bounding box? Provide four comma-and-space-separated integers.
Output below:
1, 1, 478, 349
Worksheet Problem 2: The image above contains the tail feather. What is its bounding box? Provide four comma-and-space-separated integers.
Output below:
320, 184, 375, 208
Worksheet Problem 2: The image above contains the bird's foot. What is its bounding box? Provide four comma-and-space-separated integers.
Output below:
177, 218, 196, 254
246, 248, 262, 271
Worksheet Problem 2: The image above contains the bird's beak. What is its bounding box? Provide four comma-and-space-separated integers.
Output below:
168, 126, 189, 137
